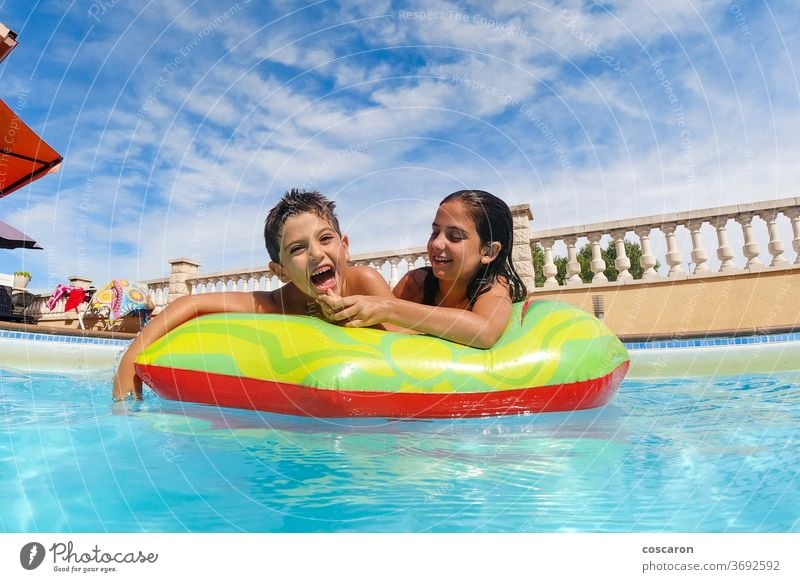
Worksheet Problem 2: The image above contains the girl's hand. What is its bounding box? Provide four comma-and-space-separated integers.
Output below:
316, 290, 388, 327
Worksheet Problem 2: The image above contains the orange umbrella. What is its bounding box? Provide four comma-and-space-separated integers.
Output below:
0, 97, 62, 199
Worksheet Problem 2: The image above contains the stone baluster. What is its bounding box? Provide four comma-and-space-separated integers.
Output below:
388, 257, 402, 289
712, 217, 737, 273
153, 286, 164, 307
404, 255, 419, 275
762, 210, 789, 267
510, 204, 535, 292
685, 219, 710, 275
587, 233, 607, 283
736, 213, 764, 271
610, 229, 632, 282
168, 258, 200, 304
564, 236, 582, 286
633, 227, 659, 280
539, 238, 559, 288
240, 276, 249, 292
265, 274, 274, 291
786, 208, 800, 264
661, 223, 686, 278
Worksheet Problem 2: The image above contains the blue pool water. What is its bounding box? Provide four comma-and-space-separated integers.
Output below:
1, 368, 798, 532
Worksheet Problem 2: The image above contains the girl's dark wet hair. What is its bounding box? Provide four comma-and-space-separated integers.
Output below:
264, 189, 341, 262
424, 190, 528, 307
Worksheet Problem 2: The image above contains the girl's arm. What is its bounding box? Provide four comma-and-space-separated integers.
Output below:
337, 265, 409, 333
317, 280, 513, 349
112, 291, 277, 400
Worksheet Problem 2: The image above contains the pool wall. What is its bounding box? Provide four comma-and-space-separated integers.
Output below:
625, 332, 800, 378
0, 329, 129, 373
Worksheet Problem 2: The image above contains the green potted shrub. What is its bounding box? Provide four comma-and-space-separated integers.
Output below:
13, 271, 31, 289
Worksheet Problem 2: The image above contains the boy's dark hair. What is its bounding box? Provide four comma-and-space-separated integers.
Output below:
424, 189, 528, 307
264, 189, 341, 262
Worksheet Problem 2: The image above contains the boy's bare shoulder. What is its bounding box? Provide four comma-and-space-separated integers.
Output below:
346, 265, 392, 295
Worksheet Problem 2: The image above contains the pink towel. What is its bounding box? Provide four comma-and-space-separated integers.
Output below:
46, 284, 70, 310
47, 284, 85, 312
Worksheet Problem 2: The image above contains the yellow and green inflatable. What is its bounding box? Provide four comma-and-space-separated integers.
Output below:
135, 299, 630, 418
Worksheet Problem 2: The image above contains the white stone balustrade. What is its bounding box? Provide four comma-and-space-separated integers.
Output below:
143, 278, 169, 310
529, 197, 800, 288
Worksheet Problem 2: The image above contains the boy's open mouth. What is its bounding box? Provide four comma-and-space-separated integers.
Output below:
310, 266, 337, 292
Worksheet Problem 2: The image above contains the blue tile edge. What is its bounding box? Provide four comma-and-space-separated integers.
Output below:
0, 329, 131, 347
624, 331, 800, 351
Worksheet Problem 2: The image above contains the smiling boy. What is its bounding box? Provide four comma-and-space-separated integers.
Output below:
112, 189, 393, 400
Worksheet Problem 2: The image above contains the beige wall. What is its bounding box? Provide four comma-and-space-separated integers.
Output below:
31, 312, 143, 333
531, 265, 800, 338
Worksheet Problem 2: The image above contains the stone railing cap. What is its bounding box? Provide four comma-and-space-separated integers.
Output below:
168, 258, 201, 266
510, 203, 533, 220
350, 247, 427, 262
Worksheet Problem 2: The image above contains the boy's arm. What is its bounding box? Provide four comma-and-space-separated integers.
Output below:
112, 291, 278, 400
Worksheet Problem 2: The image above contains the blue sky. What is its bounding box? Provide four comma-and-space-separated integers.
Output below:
1, 0, 798, 292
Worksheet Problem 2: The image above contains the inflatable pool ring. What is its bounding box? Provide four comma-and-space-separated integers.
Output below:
135, 299, 630, 418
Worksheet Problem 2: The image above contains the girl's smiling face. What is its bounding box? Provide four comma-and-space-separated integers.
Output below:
427, 200, 490, 287
270, 212, 350, 298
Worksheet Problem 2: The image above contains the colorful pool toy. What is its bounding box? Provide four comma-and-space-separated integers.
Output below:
135, 299, 630, 418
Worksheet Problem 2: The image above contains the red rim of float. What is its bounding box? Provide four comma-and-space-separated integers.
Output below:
136, 360, 629, 419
